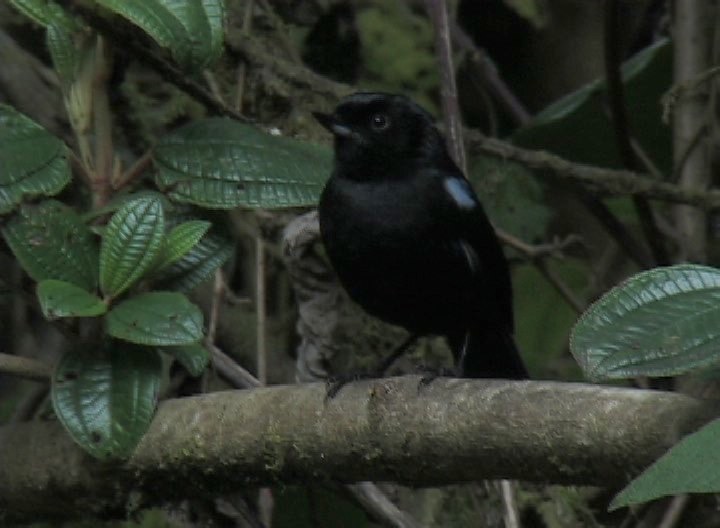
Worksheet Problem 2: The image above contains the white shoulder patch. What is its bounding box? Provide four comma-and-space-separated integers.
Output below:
443, 178, 477, 210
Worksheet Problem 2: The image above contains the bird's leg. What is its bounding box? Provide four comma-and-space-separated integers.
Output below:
324, 333, 420, 399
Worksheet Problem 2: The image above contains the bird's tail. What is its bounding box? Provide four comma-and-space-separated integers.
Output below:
448, 328, 529, 379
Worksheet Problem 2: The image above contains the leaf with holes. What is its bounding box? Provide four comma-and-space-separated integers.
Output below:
154, 220, 211, 271
94, 0, 224, 72
0, 104, 72, 213
571, 265, 720, 381
2, 201, 98, 290
611, 418, 720, 510
51, 343, 162, 459
154, 118, 331, 209
161, 342, 209, 377
99, 196, 165, 298
37, 280, 106, 319
155, 225, 233, 292
106, 291, 203, 346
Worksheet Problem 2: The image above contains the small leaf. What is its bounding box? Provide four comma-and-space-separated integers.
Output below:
51, 343, 162, 459
162, 342, 210, 376
155, 220, 211, 271
154, 118, 331, 209
106, 291, 203, 346
570, 264, 720, 381
2, 200, 98, 290
37, 280, 106, 319
155, 227, 233, 292
0, 104, 72, 213
100, 196, 165, 298
611, 418, 720, 510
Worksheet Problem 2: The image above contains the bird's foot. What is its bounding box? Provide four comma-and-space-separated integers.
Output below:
325, 371, 378, 400
417, 366, 458, 391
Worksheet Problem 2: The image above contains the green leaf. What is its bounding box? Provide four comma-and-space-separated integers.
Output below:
154, 118, 331, 209
468, 156, 550, 242
162, 342, 210, 376
155, 227, 233, 292
51, 343, 162, 459
106, 291, 204, 346
0, 104, 72, 213
513, 38, 671, 174
94, 0, 224, 72
9, 0, 73, 27
37, 280, 106, 319
100, 196, 165, 298
155, 220, 211, 271
611, 418, 720, 510
570, 264, 720, 381
2, 200, 98, 290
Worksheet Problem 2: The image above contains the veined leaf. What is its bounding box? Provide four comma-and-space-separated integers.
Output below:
154, 118, 331, 209
51, 343, 162, 459
9, 0, 73, 28
37, 280, 106, 319
99, 196, 165, 298
155, 226, 232, 292
0, 104, 72, 213
106, 291, 203, 346
161, 342, 210, 376
94, 0, 224, 72
2, 200, 98, 290
154, 219, 211, 271
571, 265, 720, 381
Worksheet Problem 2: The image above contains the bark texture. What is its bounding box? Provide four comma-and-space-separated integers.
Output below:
0, 378, 717, 523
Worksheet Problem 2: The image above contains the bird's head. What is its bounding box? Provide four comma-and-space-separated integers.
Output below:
313, 93, 448, 179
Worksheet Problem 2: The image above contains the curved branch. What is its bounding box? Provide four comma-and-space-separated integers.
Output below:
0, 378, 716, 523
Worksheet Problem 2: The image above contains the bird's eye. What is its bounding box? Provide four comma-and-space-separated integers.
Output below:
370, 113, 390, 131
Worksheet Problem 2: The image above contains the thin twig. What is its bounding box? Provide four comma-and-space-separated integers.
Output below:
603, 0, 669, 266
0, 353, 51, 382
425, 0, 466, 172
657, 494, 689, 528
255, 236, 267, 385
497, 230, 582, 260
450, 21, 531, 125
206, 270, 225, 346
471, 135, 720, 209
535, 260, 585, 315
500, 480, 521, 528
113, 149, 153, 190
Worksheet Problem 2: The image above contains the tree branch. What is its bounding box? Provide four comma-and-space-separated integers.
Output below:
470, 134, 720, 209
0, 353, 51, 382
0, 378, 716, 523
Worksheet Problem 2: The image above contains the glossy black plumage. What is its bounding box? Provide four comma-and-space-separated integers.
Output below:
315, 93, 528, 379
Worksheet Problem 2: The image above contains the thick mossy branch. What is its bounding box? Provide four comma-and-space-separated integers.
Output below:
0, 378, 717, 522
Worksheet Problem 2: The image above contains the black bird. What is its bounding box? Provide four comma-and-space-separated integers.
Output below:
314, 93, 528, 379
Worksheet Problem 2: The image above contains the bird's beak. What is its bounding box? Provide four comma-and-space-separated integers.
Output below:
312, 112, 353, 138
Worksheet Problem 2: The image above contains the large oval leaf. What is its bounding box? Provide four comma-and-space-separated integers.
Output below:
99, 196, 165, 298
2, 200, 98, 290
106, 291, 203, 345
611, 417, 720, 510
570, 265, 720, 381
94, 0, 224, 72
51, 343, 162, 459
0, 104, 72, 213
154, 118, 331, 209
37, 279, 107, 319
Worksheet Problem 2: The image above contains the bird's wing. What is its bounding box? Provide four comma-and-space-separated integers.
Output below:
431, 171, 515, 330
